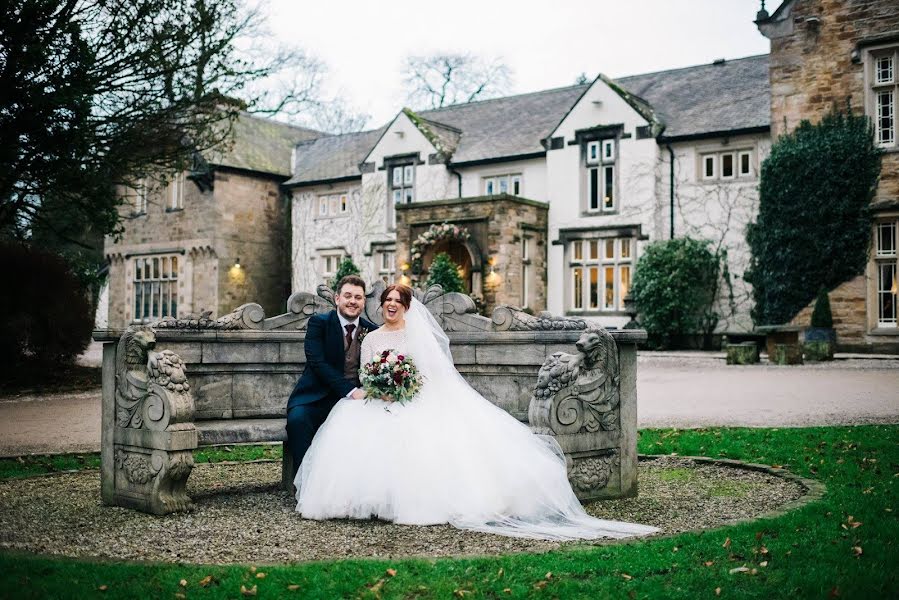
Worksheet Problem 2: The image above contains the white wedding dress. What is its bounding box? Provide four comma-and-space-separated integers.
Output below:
294, 299, 658, 540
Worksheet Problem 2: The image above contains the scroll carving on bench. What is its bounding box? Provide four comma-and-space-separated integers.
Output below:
107, 325, 197, 515
528, 325, 624, 501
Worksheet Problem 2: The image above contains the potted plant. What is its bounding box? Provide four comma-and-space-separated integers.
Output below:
804, 288, 835, 361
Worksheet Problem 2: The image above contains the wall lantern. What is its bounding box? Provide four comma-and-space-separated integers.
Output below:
234, 257, 241, 269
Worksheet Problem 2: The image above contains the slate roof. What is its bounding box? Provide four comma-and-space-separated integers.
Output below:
416, 85, 588, 164
284, 54, 771, 184
207, 112, 321, 177
617, 54, 770, 139
283, 127, 387, 186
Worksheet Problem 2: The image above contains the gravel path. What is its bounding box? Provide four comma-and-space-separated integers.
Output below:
0, 457, 808, 564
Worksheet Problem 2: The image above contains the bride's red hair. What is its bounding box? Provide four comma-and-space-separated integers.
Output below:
380, 284, 413, 309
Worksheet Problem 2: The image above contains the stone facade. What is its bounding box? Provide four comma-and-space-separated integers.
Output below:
395, 195, 549, 314
758, 0, 899, 351
105, 169, 290, 330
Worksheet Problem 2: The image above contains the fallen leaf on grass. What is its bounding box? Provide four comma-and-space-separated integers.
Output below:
852, 546, 863, 557
760, 546, 769, 555
545, 572, 553, 580
256, 572, 266, 579
533, 581, 547, 590
175, 594, 185, 600
287, 584, 300, 591
497, 568, 504, 578
386, 569, 397, 577
369, 579, 385, 595
722, 537, 731, 549
240, 584, 257, 597
760, 561, 768, 567
454, 589, 472, 597
98, 585, 108, 592
829, 587, 840, 598
704, 561, 715, 567
621, 573, 633, 580
199, 575, 216, 588
503, 589, 511, 594
715, 587, 721, 596
729, 566, 750, 574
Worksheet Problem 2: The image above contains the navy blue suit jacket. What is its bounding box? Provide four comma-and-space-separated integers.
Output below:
287, 310, 377, 411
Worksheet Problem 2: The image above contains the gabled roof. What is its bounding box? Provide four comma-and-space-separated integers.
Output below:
283, 55, 771, 184
207, 112, 321, 177
404, 109, 462, 158
416, 85, 589, 164
616, 54, 770, 140
283, 127, 386, 186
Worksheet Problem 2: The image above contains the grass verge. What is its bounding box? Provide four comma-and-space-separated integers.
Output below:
1, 425, 896, 599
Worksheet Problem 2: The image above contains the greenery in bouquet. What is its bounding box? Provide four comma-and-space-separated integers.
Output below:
360, 349, 423, 405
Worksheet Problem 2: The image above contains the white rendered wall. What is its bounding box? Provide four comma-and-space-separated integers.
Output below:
544, 77, 659, 327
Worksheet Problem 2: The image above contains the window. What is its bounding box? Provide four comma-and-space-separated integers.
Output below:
876, 220, 898, 327
388, 164, 415, 228
133, 178, 147, 214
132, 255, 178, 321
586, 139, 616, 213
168, 173, 184, 210
377, 250, 396, 284
484, 173, 523, 196
568, 237, 633, 312
521, 234, 535, 309
316, 193, 349, 218
700, 149, 755, 181
869, 47, 898, 148
319, 252, 344, 284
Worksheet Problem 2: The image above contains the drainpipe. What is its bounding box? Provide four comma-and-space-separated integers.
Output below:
667, 144, 675, 239
449, 163, 462, 198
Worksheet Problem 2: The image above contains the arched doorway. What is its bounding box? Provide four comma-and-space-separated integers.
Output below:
424, 240, 475, 293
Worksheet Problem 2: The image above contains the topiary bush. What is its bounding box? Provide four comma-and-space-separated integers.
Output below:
810, 287, 834, 329
425, 252, 464, 293
330, 257, 361, 291
0, 241, 94, 371
746, 109, 881, 326
631, 238, 722, 349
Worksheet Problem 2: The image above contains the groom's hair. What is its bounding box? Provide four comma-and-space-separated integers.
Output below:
337, 275, 366, 295
380, 284, 412, 309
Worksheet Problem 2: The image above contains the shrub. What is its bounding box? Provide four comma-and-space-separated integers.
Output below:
746, 109, 881, 326
631, 238, 722, 349
329, 257, 361, 291
810, 288, 834, 329
0, 241, 94, 370
425, 252, 464, 293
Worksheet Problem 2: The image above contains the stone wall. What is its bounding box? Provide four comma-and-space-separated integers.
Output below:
759, 0, 899, 352
396, 194, 549, 313
105, 169, 289, 329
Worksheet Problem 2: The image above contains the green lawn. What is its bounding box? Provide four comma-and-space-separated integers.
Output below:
1, 425, 896, 599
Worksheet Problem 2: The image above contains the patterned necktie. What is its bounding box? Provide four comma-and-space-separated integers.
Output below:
344, 323, 356, 349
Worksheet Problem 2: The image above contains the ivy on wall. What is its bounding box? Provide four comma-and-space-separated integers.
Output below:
745, 110, 881, 326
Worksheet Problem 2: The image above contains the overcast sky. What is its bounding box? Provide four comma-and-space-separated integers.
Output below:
265, 0, 772, 127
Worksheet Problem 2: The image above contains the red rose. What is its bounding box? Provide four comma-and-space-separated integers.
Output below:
397, 355, 404, 361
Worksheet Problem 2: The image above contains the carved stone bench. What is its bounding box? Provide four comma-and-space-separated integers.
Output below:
93, 284, 647, 515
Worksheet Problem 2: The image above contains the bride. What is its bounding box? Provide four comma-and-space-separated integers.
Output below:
295, 284, 658, 540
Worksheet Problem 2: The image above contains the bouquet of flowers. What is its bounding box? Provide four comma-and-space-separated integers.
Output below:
360, 349, 422, 405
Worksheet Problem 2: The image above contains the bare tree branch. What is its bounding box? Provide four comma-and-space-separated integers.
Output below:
402, 53, 513, 109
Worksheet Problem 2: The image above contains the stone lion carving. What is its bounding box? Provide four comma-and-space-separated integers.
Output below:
529, 324, 621, 436
113, 325, 195, 514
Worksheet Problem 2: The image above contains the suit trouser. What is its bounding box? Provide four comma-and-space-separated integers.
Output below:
286, 399, 336, 479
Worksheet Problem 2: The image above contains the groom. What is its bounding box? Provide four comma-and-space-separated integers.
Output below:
286, 275, 377, 478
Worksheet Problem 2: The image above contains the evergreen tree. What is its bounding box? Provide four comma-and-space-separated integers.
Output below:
426, 252, 464, 293
330, 257, 361, 290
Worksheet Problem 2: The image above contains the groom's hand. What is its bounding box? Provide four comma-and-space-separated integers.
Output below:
350, 389, 366, 400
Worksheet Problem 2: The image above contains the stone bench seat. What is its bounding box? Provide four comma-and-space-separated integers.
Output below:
196, 418, 287, 446
196, 418, 294, 489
